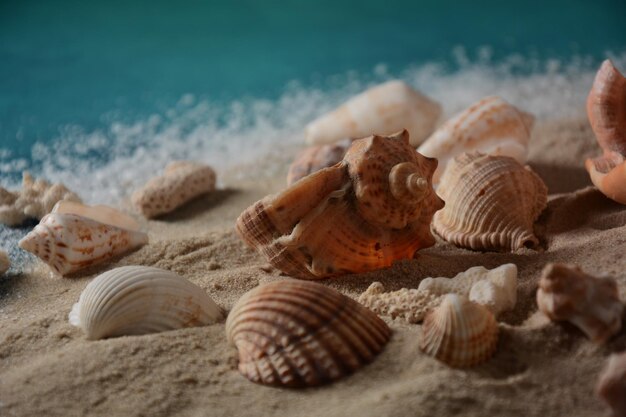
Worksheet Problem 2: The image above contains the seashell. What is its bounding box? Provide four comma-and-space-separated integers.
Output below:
236, 130, 444, 279
305, 80, 441, 147
432, 153, 547, 251
358, 282, 443, 324
286, 140, 350, 186
69, 266, 222, 340
418, 96, 534, 185
596, 352, 626, 417
132, 161, 216, 218
0, 172, 81, 226
420, 294, 498, 367
537, 263, 623, 344
585, 152, 626, 204
0, 250, 9, 275
225, 279, 391, 387
19, 201, 148, 276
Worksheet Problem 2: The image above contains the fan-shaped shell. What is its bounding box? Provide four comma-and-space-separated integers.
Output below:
286, 141, 350, 186
433, 153, 547, 251
236, 130, 444, 279
420, 294, 498, 367
418, 96, 534, 185
225, 280, 391, 387
19, 201, 148, 276
69, 266, 223, 340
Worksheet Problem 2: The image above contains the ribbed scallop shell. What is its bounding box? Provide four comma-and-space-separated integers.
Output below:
225, 280, 391, 387
420, 294, 498, 367
433, 153, 547, 251
286, 140, 350, 186
69, 266, 223, 340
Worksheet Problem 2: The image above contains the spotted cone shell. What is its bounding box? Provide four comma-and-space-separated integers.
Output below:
225, 280, 391, 387
433, 153, 547, 251
236, 130, 444, 279
420, 294, 498, 367
286, 140, 350, 186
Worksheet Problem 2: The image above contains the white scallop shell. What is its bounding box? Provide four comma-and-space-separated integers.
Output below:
69, 266, 223, 340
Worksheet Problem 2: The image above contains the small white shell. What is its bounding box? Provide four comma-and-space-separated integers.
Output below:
69, 266, 223, 340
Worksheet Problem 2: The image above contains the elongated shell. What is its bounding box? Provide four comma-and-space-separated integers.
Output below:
305, 80, 441, 147
420, 294, 498, 367
19, 201, 148, 276
418, 96, 533, 185
433, 153, 547, 251
226, 280, 391, 387
69, 266, 222, 340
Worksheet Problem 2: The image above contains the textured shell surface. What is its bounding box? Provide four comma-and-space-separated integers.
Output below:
132, 161, 216, 218
358, 281, 442, 323
18, 201, 148, 276
69, 266, 222, 340
537, 263, 623, 344
433, 152, 547, 251
305, 80, 441, 147
236, 130, 444, 279
286, 140, 350, 186
225, 279, 391, 387
420, 294, 498, 368
596, 352, 626, 417
0, 250, 9, 275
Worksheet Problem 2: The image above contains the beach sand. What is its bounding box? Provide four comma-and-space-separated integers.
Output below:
1, 117, 625, 417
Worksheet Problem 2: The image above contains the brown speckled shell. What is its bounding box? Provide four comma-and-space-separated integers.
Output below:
286, 141, 350, 186
225, 280, 391, 387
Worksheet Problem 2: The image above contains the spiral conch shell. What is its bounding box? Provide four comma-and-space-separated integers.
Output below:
286, 140, 350, 186
433, 153, 547, 251
236, 130, 444, 279
418, 96, 534, 185
69, 266, 223, 340
596, 352, 626, 417
19, 201, 148, 276
305, 80, 441, 147
420, 294, 498, 368
585, 60, 626, 205
225, 280, 391, 387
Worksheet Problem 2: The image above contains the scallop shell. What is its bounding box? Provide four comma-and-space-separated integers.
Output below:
69, 266, 222, 340
287, 140, 350, 186
0, 250, 9, 275
132, 161, 216, 218
537, 263, 623, 344
19, 201, 148, 276
596, 352, 626, 417
225, 279, 391, 387
236, 130, 444, 279
305, 80, 441, 147
432, 153, 547, 251
420, 294, 498, 367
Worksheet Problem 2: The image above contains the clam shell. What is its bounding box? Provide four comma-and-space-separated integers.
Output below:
418, 96, 534, 185
433, 153, 547, 251
225, 279, 391, 387
420, 294, 498, 367
19, 201, 148, 276
69, 266, 223, 340
287, 140, 350, 186
305, 80, 441, 147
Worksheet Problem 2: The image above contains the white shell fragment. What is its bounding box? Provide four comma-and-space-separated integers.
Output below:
69, 266, 223, 340
132, 161, 216, 218
305, 80, 441, 147
19, 201, 148, 276
0, 250, 9, 275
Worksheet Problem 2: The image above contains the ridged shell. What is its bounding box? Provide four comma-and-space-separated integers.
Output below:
596, 352, 626, 417
305, 80, 441, 147
225, 280, 391, 387
433, 153, 547, 251
420, 294, 498, 367
19, 201, 148, 276
69, 266, 223, 340
236, 130, 444, 279
286, 140, 350, 186
418, 96, 534, 185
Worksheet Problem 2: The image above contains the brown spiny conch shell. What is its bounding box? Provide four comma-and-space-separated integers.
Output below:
305, 80, 441, 147
537, 263, 623, 344
432, 152, 547, 251
286, 140, 351, 186
596, 352, 626, 417
418, 96, 534, 185
236, 130, 444, 279
420, 294, 499, 367
225, 279, 391, 387
585, 60, 626, 205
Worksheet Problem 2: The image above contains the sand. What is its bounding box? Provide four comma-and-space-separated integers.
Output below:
1, 117, 625, 417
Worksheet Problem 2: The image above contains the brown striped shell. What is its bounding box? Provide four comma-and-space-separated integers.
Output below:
236, 130, 444, 279
286, 140, 350, 186
433, 152, 547, 251
225, 280, 391, 387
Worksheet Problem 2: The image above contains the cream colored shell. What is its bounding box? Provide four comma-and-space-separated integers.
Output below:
69, 266, 223, 340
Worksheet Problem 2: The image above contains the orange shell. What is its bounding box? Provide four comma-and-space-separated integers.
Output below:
585, 152, 626, 205
286, 141, 350, 186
